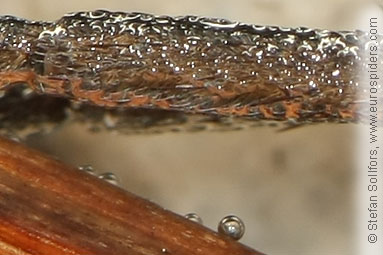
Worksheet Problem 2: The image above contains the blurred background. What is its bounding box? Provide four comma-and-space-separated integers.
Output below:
1, 0, 379, 254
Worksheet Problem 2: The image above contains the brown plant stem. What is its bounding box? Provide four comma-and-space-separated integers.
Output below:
0, 136, 263, 255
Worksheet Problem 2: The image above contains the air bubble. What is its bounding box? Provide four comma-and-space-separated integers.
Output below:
98, 173, 119, 186
332, 70, 340, 77
218, 215, 245, 240
185, 213, 203, 224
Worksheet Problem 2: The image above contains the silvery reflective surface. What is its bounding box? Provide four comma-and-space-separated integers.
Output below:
218, 215, 245, 240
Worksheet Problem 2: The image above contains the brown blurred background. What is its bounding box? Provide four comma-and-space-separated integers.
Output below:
1, 0, 378, 254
